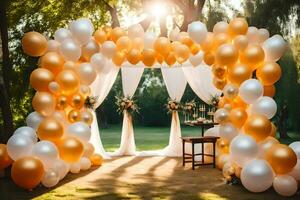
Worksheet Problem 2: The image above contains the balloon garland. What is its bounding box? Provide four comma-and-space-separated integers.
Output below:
0, 17, 299, 196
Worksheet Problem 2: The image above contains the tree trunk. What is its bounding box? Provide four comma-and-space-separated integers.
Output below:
0, 0, 14, 143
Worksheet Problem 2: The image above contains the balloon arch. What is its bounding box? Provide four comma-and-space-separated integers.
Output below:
1, 17, 300, 197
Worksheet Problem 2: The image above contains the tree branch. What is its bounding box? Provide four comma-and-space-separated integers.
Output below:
101, 0, 120, 28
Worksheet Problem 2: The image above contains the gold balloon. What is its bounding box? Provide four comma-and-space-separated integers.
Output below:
57, 137, 84, 163
174, 44, 190, 64
56, 69, 80, 96
30, 68, 54, 91
216, 44, 238, 66
142, 49, 156, 67
112, 51, 126, 66
56, 95, 68, 110
89, 153, 103, 166
132, 37, 144, 52
244, 114, 271, 141
227, 64, 252, 86
165, 51, 176, 66
217, 139, 229, 154
22, 32, 47, 57
69, 93, 84, 109
201, 32, 214, 52
179, 36, 194, 48
270, 122, 277, 137
154, 37, 171, 57
116, 36, 132, 53
240, 44, 265, 69
213, 77, 227, 90
41, 52, 64, 75
37, 117, 64, 142
233, 35, 248, 50
93, 29, 107, 44
203, 51, 215, 66
229, 108, 248, 128
189, 43, 200, 55
259, 136, 279, 157
81, 109, 93, 125
263, 85, 276, 98
256, 62, 282, 86
103, 26, 112, 38
83, 143, 95, 158
216, 154, 230, 170
212, 64, 227, 79
127, 48, 141, 65
32, 92, 56, 116
228, 18, 248, 37
234, 166, 242, 178
11, 156, 44, 190
0, 144, 13, 170
156, 53, 164, 64
68, 109, 81, 123
110, 27, 125, 43
231, 96, 248, 109
212, 33, 230, 49
265, 144, 297, 174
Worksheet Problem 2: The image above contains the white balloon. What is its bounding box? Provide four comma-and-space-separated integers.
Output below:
219, 123, 238, 142
53, 159, 70, 180
263, 34, 287, 62
82, 39, 100, 61
143, 32, 157, 49
246, 26, 259, 44
48, 81, 61, 95
47, 40, 60, 52
204, 126, 220, 137
54, 28, 72, 43
189, 51, 204, 67
239, 79, 263, 104
80, 157, 92, 170
67, 122, 91, 143
258, 136, 279, 158
101, 41, 116, 58
60, 39, 81, 61
70, 162, 81, 173
76, 63, 97, 85
13, 126, 37, 143
223, 84, 238, 100
241, 159, 274, 193
169, 27, 180, 41
187, 21, 207, 44
90, 53, 107, 74
7, 134, 33, 160
289, 142, 300, 159
128, 24, 144, 39
289, 159, 300, 181
41, 168, 60, 188
31, 141, 59, 169
69, 18, 94, 45
257, 28, 269, 43
213, 21, 228, 34
251, 96, 277, 119
273, 175, 298, 197
214, 108, 229, 123
230, 134, 258, 167
26, 111, 43, 130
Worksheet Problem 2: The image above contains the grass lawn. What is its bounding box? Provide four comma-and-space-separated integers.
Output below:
100, 124, 300, 152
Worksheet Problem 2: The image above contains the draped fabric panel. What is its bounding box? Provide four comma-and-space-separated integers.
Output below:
89, 61, 119, 159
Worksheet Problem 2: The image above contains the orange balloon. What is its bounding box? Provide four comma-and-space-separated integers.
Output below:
154, 37, 171, 57
132, 37, 144, 52
189, 43, 200, 55
58, 137, 84, 163
165, 51, 176, 66
231, 96, 248, 109
203, 52, 215, 66
0, 144, 13, 170
216, 154, 230, 170
81, 109, 93, 125
142, 49, 156, 67
126, 48, 141, 65
174, 44, 190, 64
216, 44, 238, 66
217, 139, 229, 154
201, 32, 214, 52
30, 68, 54, 91
256, 62, 281, 86
110, 27, 125, 43
94, 29, 107, 44
22, 32, 47, 57
56, 69, 80, 96
212, 64, 227, 79
212, 33, 230, 49
218, 97, 230, 108
11, 156, 44, 189
229, 108, 247, 128
68, 109, 81, 123
32, 92, 56, 116
240, 44, 265, 69
234, 165, 242, 178
228, 18, 248, 37
263, 85, 276, 97
56, 95, 68, 110
37, 117, 64, 142
270, 122, 277, 137
265, 144, 297, 174
40, 52, 64, 75
156, 53, 164, 64
112, 51, 126, 66
233, 35, 248, 50
179, 36, 194, 48
89, 154, 103, 166
227, 63, 252, 86
83, 142, 95, 158
244, 114, 271, 141
116, 36, 132, 53
69, 93, 85, 109
213, 77, 227, 90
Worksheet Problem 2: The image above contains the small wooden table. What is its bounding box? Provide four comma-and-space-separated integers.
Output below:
181, 136, 220, 170
184, 121, 219, 137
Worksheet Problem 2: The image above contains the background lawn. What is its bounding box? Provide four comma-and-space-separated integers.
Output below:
100, 124, 300, 152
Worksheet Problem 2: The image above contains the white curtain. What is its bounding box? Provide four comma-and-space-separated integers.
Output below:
110, 63, 144, 156
182, 62, 221, 104
89, 60, 119, 159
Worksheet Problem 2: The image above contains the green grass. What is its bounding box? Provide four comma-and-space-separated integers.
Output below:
100, 125, 300, 152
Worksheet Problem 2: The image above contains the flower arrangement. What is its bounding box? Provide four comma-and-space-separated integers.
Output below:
209, 94, 220, 109
183, 100, 196, 114
115, 95, 139, 115
166, 99, 182, 113
84, 96, 98, 110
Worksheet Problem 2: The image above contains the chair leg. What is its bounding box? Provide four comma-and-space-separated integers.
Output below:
213, 142, 216, 168
192, 142, 195, 170
201, 142, 204, 164
182, 140, 185, 166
